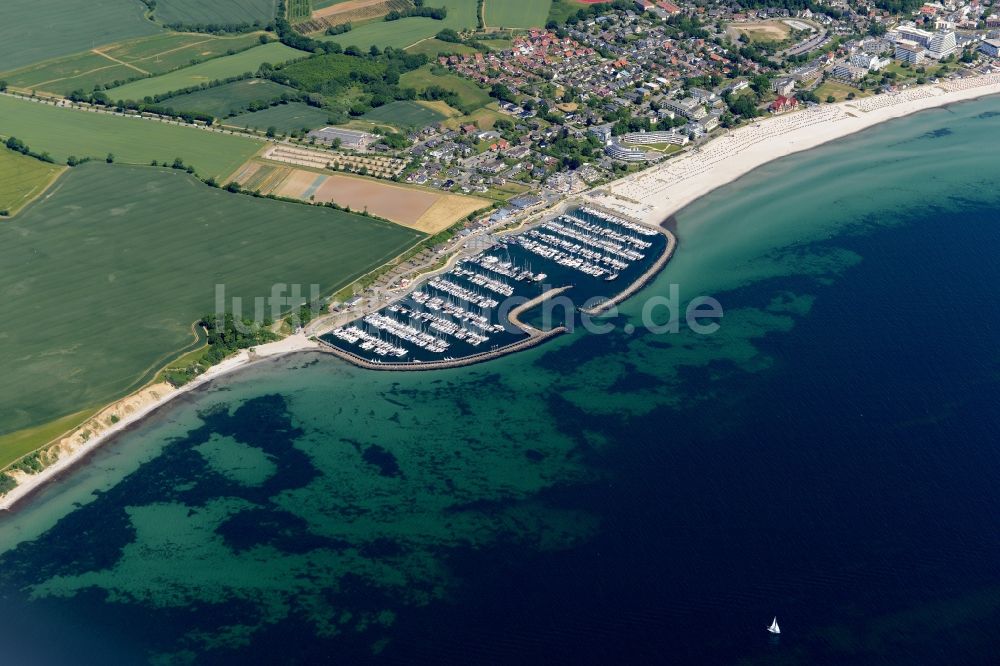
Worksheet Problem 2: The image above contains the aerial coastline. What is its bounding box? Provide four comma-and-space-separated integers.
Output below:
2, 76, 1000, 512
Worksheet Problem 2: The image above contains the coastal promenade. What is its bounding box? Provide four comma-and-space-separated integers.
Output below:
590, 73, 1000, 225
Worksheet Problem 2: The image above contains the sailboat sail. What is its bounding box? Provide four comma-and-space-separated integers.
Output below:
767, 617, 780, 634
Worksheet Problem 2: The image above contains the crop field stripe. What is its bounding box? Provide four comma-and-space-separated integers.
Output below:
0, 163, 424, 442
0, 147, 66, 216
0, 94, 263, 179
107, 42, 310, 101
0, 0, 163, 72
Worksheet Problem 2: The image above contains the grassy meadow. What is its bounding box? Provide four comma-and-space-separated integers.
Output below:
0, 163, 424, 464
0, 148, 64, 216
363, 101, 447, 128
153, 0, 278, 26
1, 33, 265, 96
0, 0, 161, 71
404, 38, 478, 58
107, 42, 308, 100
228, 102, 333, 132
483, 0, 552, 29
0, 95, 262, 178
320, 0, 479, 50
158, 79, 300, 118
399, 65, 493, 112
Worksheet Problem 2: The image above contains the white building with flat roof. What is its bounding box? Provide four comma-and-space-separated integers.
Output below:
896, 25, 933, 47
895, 39, 925, 65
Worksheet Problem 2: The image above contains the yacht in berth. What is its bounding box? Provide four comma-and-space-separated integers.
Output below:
767, 617, 780, 635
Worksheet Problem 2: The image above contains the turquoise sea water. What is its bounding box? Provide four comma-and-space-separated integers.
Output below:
1, 98, 1000, 665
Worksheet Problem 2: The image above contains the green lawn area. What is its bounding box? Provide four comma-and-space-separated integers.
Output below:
153, 0, 278, 26
0, 94, 262, 179
0, 0, 162, 72
107, 42, 309, 101
814, 80, 867, 102
479, 38, 513, 51
159, 79, 300, 118
400, 64, 493, 112
0, 162, 424, 466
483, 0, 552, 29
0, 147, 64, 216
227, 102, 334, 132
362, 100, 447, 128
321, 0, 479, 50
405, 38, 479, 58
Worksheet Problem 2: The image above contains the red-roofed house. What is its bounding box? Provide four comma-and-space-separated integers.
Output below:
770, 96, 799, 113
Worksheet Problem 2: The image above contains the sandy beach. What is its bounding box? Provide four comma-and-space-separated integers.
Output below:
0, 334, 318, 512
588, 73, 1000, 224
3, 73, 999, 512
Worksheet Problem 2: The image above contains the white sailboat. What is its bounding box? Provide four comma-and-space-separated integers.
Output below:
767, 617, 781, 635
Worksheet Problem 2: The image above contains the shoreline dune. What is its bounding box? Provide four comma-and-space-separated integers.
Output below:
2, 74, 999, 513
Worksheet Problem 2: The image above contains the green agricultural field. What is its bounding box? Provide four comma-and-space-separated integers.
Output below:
362, 100, 447, 128
107, 42, 308, 100
400, 64, 493, 111
321, 0, 478, 50
404, 38, 478, 58
153, 0, 278, 27
314, 0, 350, 9
479, 38, 513, 51
0, 163, 423, 464
228, 102, 333, 132
1, 33, 266, 96
483, 0, 552, 29
158, 79, 300, 118
0, 0, 162, 72
0, 148, 64, 216
547, 0, 591, 25
0, 95, 262, 179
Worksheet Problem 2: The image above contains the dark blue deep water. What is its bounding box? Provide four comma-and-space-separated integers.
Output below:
1, 98, 999, 665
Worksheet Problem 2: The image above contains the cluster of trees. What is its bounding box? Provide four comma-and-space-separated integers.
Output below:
385, 2, 447, 22
4, 136, 54, 163
436, 28, 462, 43
163, 19, 271, 34
200, 313, 278, 365
547, 0, 635, 30
325, 22, 352, 36
0, 474, 15, 495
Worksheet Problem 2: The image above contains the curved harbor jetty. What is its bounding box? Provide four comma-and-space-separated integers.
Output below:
318, 207, 673, 369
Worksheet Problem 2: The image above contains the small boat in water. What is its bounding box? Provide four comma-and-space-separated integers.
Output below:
767, 617, 780, 635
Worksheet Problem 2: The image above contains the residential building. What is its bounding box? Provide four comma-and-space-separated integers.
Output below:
981, 39, 1000, 57
832, 63, 867, 81
928, 31, 957, 57
771, 76, 796, 96
895, 39, 925, 65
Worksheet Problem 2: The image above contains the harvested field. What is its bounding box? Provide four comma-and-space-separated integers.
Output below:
412, 193, 491, 233
238, 156, 489, 231
299, 0, 410, 32
107, 42, 309, 100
